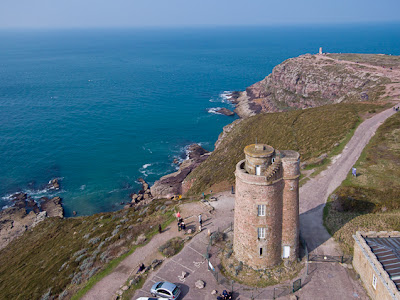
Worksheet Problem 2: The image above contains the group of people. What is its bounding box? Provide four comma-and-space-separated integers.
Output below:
176, 212, 186, 231
177, 217, 186, 231
175, 212, 203, 232
216, 290, 233, 300
394, 106, 399, 112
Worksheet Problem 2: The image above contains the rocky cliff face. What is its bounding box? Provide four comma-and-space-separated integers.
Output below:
233, 54, 391, 118
0, 195, 64, 250
151, 144, 210, 199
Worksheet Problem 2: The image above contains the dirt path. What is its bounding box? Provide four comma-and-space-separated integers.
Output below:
299, 106, 397, 255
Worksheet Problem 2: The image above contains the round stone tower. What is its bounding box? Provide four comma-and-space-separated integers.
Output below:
234, 144, 284, 268
281, 150, 300, 262
233, 144, 300, 269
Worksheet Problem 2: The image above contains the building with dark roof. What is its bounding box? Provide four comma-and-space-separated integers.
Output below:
353, 231, 400, 300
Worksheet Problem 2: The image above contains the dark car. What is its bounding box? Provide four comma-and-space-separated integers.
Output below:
150, 281, 181, 299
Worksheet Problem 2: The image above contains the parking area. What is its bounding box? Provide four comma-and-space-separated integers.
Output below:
133, 197, 235, 300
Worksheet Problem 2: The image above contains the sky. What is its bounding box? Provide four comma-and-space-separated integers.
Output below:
1, 0, 400, 28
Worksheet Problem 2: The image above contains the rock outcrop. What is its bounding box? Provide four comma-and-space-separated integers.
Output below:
151, 144, 210, 199
0, 194, 64, 250
40, 196, 64, 218
46, 178, 60, 190
214, 107, 235, 116
125, 178, 153, 208
232, 54, 391, 118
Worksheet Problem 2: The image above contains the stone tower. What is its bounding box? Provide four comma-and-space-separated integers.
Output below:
233, 144, 300, 269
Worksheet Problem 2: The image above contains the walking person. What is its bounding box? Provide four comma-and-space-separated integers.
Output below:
158, 224, 162, 234
352, 167, 357, 177
198, 214, 202, 232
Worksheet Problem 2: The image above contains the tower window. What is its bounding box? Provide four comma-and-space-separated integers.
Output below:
259, 247, 263, 256
272, 157, 275, 163
257, 205, 266, 216
257, 227, 266, 239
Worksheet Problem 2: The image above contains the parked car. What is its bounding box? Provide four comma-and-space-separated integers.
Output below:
150, 281, 181, 299
136, 298, 166, 300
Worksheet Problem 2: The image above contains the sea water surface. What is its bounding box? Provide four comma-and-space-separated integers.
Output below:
1, 24, 400, 216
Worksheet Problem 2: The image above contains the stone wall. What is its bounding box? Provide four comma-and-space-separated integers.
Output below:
353, 231, 400, 300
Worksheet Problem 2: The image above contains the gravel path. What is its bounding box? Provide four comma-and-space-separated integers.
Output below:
299, 107, 397, 255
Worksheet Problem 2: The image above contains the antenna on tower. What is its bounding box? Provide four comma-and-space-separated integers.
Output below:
255, 137, 257, 145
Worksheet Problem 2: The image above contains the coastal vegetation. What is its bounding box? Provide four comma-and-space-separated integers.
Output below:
185, 103, 383, 195
0, 198, 177, 300
327, 53, 400, 68
324, 112, 400, 254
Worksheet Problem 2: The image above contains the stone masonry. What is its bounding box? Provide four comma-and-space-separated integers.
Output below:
233, 144, 300, 268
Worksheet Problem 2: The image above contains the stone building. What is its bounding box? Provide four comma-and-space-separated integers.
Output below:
353, 231, 400, 300
233, 144, 300, 269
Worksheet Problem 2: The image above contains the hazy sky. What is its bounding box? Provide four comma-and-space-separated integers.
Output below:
1, 0, 400, 28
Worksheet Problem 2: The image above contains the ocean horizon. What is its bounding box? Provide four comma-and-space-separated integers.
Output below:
1, 24, 400, 216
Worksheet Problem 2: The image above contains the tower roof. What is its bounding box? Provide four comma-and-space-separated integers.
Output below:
244, 144, 274, 158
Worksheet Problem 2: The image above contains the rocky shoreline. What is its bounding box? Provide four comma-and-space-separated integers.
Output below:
0, 178, 64, 250
150, 144, 210, 199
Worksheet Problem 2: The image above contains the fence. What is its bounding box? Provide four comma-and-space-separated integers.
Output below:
204, 224, 308, 299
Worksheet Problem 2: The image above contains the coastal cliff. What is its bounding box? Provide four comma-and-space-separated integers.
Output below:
232, 53, 392, 117
183, 53, 400, 194
1, 52, 399, 300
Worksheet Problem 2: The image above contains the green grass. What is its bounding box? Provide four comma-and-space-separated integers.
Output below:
185, 103, 381, 195
324, 112, 400, 254
0, 199, 177, 300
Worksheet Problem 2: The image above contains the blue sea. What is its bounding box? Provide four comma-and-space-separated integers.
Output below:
1, 24, 400, 216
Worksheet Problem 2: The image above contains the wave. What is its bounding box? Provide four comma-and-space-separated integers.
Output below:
207, 107, 224, 115
209, 91, 233, 103
220, 90, 233, 102
142, 146, 153, 154
80, 185, 86, 191
1, 178, 65, 203
138, 162, 163, 177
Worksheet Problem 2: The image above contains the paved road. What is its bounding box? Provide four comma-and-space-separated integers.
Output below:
299, 107, 397, 255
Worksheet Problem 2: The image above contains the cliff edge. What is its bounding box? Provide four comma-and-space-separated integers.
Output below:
232, 53, 399, 117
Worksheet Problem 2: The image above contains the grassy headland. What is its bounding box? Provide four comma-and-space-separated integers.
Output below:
185, 103, 382, 195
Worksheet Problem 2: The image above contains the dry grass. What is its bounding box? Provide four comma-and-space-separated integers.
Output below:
0, 199, 177, 300
327, 53, 400, 69
186, 103, 381, 195
324, 112, 400, 254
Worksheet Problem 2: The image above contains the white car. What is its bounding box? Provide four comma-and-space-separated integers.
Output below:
136, 297, 166, 300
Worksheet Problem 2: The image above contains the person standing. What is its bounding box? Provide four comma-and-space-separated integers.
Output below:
158, 224, 162, 234
198, 214, 202, 232
352, 167, 357, 177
